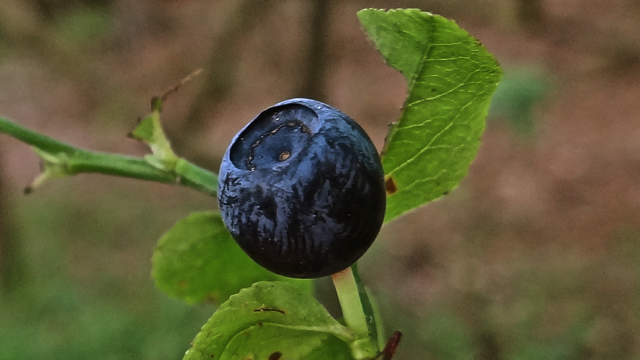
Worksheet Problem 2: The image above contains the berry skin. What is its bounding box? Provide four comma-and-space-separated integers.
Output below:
217, 98, 386, 278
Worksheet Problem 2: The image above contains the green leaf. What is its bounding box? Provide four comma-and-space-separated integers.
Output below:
151, 212, 311, 304
129, 98, 179, 171
220, 324, 354, 360
358, 9, 503, 222
184, 282, 355, 360
24, 147, 74, 194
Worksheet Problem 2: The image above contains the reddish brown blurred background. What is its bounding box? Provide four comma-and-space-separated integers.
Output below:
1, 0, 640, 359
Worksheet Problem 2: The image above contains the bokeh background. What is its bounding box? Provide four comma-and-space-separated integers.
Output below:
1, 0, 640, 359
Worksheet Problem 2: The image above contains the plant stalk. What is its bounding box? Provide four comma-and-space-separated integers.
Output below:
332, 264, 379, 358
0, 116, 218, 196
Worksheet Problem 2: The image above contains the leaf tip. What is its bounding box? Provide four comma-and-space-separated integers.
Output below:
150, 96, 162, 112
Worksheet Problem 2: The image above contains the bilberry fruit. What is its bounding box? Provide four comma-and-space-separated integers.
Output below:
218, 98, 385, 278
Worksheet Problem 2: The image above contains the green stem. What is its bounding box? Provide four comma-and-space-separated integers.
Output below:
0, 116, 218, 196
350, 263, 379, 341
332, 264, 379, 359
0, 116, 76, 154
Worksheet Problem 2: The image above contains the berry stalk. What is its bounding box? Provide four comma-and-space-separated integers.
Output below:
332, 264, 379, 359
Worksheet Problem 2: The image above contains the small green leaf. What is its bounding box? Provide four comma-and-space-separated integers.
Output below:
24, 147, 74, 194
129, 100, 178, 171
358, 9, 502, 222
184, 282, 355, 360
151, 212, 311, 304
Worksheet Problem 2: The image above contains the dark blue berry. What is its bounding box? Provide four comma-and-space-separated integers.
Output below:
217, 98, 385, 278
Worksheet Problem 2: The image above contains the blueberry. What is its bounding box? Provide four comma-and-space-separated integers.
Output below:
217, 98, 385, 278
